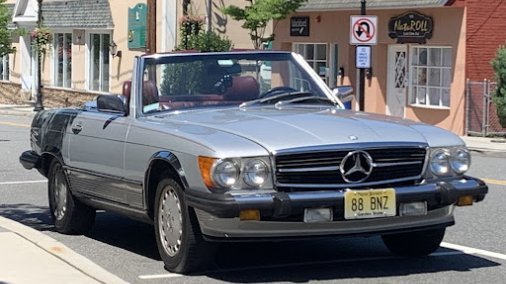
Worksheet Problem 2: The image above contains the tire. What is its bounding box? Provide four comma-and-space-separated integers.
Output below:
48, 160, 95, 235
382, 228, 446, 256
154, 176, 213, 273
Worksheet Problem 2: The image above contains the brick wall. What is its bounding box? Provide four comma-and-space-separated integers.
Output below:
466, 0, 506, 80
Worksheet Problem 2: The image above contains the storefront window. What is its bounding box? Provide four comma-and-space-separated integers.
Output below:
54, 33, 72, 88
89, 33, 110, 92
0, 55, 9, 81
409, 46, 452, 108
293, 43, 328, 84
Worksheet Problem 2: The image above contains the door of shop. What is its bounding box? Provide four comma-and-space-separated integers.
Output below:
387, 45, 408, 117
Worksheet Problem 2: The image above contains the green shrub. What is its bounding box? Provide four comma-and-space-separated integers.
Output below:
491, 46, 506, 127
160, 15, 232, 97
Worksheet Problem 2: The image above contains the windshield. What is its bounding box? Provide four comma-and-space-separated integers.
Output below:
140, 52, 333, 113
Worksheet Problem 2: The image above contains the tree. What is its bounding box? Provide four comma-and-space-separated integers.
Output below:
160, 15, 232, 96
492, 46, 506, 128
0, 0, 14, 56
223, 0, 306, 49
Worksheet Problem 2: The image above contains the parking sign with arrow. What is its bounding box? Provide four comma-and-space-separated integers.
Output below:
350, 15, 377, 45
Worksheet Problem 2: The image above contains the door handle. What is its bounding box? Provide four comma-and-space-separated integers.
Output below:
71, 125, 82, 134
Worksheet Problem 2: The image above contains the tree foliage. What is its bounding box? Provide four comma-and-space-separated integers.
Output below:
492, 46, 506, 127
0, 0, 14, 56
160, 15, 232, 96
223, 0, 306, 49
176, 15, 232, 52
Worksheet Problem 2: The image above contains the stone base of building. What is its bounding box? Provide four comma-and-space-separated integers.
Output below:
0, 82, 98, 107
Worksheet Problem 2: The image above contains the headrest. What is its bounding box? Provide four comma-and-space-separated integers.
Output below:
224, 76, 259, 101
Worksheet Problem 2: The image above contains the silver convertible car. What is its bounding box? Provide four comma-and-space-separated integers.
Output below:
20, 51, 488, 273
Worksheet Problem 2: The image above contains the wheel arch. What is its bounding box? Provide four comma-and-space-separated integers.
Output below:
144, 151, 189, 220
39, 152, 64, 177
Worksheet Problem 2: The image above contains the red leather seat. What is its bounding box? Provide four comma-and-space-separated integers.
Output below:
122, 81, 131, 113
142, 80, 159, 106
224, 76, 259, 101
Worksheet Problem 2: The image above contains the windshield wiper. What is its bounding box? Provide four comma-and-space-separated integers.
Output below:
240, 91, 332, 107
273, 95, 334, 107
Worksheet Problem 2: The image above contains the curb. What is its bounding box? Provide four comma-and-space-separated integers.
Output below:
0, 216, 127, 284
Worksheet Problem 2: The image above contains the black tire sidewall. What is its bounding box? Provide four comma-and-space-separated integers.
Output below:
48, 159, 76, 232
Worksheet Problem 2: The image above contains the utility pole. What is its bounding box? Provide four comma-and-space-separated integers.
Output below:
33, 0, 44, 111
147, 0, 156, 53
358, 0, 366, 112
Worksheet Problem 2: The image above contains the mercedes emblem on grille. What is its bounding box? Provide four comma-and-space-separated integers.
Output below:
339, 150, 373, 183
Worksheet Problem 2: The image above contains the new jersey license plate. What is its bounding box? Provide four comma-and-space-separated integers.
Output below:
344, 188, 396, 220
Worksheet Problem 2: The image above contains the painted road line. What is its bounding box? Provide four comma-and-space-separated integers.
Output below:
138, 273, 183, 280
441, 242, 506, 261
0, 180, 47, 186
481, 178, 506, 186
0, 121, 30, 128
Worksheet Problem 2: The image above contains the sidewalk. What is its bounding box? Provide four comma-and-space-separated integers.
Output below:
0, 103, 39, 116
0, 216, 127, 284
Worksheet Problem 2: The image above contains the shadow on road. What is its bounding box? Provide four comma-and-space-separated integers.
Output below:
0, 203, 53, 231
0, 204, 500, 282
206, 249, 500, 282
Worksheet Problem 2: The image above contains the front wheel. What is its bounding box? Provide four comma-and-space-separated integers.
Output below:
154, 177, 213, 273
48, 160, 95, 234
381, 228, 446, 256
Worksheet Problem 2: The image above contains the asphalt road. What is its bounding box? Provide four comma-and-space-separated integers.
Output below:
1, 114, 505, 284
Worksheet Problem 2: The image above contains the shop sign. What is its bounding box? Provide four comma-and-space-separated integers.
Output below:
128, 3, 147, 49
290, 16, 310, 37
388, 11, 433, 44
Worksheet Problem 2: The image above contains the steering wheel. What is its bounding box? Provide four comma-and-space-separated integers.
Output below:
259, 86, 297, 99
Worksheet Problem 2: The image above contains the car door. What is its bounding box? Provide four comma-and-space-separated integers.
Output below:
66, 111, 143, 208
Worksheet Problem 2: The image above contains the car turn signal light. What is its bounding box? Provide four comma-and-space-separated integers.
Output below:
457, 195, 474, 206
198, 156, 215, 189
239, 209, 260, 221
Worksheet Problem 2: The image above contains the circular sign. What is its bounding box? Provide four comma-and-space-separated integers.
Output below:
353, 18, 376, 43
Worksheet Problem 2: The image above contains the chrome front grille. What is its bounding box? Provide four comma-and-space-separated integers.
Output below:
274, 145, 427, 190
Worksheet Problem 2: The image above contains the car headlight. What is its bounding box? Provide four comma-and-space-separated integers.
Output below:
450, 148, 470, 174
213, 159, 240, 188
430, 149, 451, 176
243, 159, 269, 187
198, 156, 272, 190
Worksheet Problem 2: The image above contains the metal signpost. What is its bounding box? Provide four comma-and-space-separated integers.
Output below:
350, 0, 377, 112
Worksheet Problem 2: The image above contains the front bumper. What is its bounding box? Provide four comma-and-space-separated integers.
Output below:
19, 150, 41, 170
186, 177, 488, 239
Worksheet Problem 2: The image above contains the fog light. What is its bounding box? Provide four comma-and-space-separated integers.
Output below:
304, 208, 333, 223
457, 195, 474, 206
400, 202, 427, 216
239, 209, 260, 221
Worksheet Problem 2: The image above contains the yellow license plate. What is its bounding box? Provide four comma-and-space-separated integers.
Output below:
344, 188, 396, 220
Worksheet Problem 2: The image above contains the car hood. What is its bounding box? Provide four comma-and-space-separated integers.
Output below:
150, 106, 464, 153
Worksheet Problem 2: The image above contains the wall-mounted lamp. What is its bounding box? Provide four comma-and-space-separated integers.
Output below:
338, 66, 345, 77
110, 41, 121, 58
366, 67, 373, 80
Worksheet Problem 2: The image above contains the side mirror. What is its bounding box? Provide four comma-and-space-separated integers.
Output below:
96, 95, 127, 114
333, 86, 354, 110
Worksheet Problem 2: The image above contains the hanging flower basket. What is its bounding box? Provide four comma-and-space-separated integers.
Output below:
31, 27, 53, 53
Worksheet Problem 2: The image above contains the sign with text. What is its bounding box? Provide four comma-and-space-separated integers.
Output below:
128, 3, 147, 49
356, 46, 371, 68
350, 15, 377, 45
290, 16, 310, 37
388, 11, 433, 44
